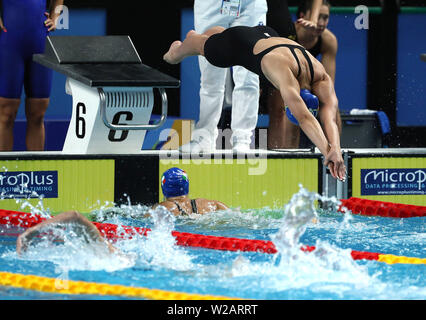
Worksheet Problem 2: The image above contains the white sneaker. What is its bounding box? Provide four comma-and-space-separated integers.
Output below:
232, 142, 251, 153
179, 139, 214, 153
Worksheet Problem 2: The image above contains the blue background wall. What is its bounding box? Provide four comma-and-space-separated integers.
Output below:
180, 9, 368, 123
396, 13, 426, 127
327, 13, 368, 111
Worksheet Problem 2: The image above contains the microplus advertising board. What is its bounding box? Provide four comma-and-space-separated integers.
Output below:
361, 168, 426, 196
0, 171, 58, 198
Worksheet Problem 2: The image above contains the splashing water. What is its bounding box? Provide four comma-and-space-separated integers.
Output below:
190, 186, 377, 297
0, 184, 423, 299
270, 187, 369, 275
13, 223, 134, 272
117, 206, 195, 271
90, 194, 151, 224
271, 186, 321, 256
76, 185, 369, 285
5, 205, 195, 274
15, 194, 52, 219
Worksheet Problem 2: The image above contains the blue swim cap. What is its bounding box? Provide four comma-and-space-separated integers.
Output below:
285, 89, 319, 125
161, 167, 189, 198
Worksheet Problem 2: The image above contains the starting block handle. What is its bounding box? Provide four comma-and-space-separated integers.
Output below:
98, 87, 167, 131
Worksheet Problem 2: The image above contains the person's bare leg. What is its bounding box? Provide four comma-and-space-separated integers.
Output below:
25, 98, 49, 151
0, 97, 20, 151
163, 26, 225, 64
267, 88, 300, 149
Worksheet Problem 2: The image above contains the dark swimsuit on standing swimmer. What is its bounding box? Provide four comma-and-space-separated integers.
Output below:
203, 25, 315, 89
307, 35, 322, 58
0, 0, 52, 99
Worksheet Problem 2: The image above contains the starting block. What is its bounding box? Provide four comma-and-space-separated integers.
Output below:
34, 36, 180, 154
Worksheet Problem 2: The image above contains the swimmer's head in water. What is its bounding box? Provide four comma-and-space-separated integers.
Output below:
161, 167, 189, 198
285, 89, 319, 126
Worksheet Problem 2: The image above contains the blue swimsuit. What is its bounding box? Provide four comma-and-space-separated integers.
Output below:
0, 0, 52, 99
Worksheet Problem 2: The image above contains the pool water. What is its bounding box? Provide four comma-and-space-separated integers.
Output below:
0, 188, 424, 300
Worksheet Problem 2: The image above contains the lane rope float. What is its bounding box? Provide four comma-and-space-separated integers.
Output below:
0, 209, 424, 265
339, 197, 426, 218
0, 271, 238, 300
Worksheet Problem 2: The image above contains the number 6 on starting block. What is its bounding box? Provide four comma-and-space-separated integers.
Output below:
63, 78, 165, 154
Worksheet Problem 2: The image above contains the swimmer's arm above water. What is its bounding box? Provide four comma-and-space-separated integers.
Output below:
16, 211, 116, 255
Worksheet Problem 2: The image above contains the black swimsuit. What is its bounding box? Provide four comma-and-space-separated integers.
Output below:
308, 35, 323, 58
203, 25, 315, 87
173, 199, 198, 216
254, 43, 315, 84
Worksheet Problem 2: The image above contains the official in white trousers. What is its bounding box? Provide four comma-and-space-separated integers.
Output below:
180, 0, 268, 153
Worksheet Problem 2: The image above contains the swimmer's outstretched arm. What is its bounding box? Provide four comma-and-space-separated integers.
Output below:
16, 211, 116, 255
312, 74, 346, 181
262, 56, 346, 181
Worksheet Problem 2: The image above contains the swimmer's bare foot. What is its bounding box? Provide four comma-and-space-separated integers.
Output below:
186, 29, 197, 38
163, 40, 183, 64
163, 30, 204, 64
